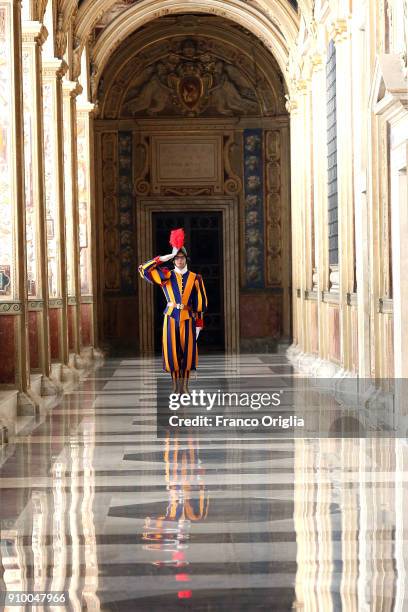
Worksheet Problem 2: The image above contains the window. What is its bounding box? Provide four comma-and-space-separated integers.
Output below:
326, 39, 338, 267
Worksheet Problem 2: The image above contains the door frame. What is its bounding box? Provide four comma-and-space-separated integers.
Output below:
137, 197, 239, 355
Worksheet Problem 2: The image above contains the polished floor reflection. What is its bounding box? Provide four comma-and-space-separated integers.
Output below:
1, 356, 408, 611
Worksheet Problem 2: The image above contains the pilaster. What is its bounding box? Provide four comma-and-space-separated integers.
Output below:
62, 78, 82, 357
77, 100, 97, 348
22, 21, 51, 378
42, 58, 69, 366
0, 0, 30, 395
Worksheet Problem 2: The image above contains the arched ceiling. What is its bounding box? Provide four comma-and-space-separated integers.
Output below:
98, 15, 288, 118
72, 1, 301, 97
75, 0, 299, 45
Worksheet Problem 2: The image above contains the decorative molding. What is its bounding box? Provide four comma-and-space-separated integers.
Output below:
371, 54, 408, 124
28, 300, 44, 311
0, 302, 22, 315
67, 296, 77, 306
379, 297, 394, 314
223, 133, 242, 195
322, 291, 339, 304
49, 298, 64, 308
243, 128, 264, 287
265, 129, 283, 287
22, 21, 48, 46
134, 134, 150, 196
80, 295, 94, 304
305, 290, 319, 301
101, 131, 120, 291
117, 131, 136, 294
42, 58, 68, 80
62, 78, 83, 98
150, 134, 223, 194
55, 12, 67, 59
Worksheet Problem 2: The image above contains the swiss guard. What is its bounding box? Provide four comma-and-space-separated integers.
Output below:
138, 228, 208, 392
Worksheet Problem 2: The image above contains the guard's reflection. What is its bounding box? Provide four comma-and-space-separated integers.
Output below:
142, 427, 209, 572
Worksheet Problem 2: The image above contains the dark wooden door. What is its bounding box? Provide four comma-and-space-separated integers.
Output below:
152, 211, 224, 353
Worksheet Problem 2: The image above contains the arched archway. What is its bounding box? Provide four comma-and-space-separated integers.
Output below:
73, 0, 299, 89
94, 14, 292, 355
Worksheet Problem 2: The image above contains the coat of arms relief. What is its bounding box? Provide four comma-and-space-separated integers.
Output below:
122, 38, 260, 117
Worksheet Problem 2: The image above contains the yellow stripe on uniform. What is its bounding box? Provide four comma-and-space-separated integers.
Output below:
180, 317, 186, 358
175, 272, 183, 297
200, 276, 208, 307
162, 316, 170, 372
187, 319, 193, 370
169, 316, 179, 371
166, 281, 177, 317
182, 272, 196, 305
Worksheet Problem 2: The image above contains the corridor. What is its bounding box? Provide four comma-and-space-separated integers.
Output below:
0, 356, 407, 610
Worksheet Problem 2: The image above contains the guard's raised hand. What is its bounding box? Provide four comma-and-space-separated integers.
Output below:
159, 247, 177, 263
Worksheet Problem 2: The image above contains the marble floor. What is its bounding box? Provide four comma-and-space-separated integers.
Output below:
1, 355, 408, 611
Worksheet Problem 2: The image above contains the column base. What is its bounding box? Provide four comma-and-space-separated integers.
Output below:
29, 374, 63, 412
50, 362, 80, 391
81, 346, 105, 363
18, 391, 39, 417
0, 390, 18, 446
286, 344, 346, 377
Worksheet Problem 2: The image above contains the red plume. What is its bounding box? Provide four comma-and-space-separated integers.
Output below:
169, 228, 185, 250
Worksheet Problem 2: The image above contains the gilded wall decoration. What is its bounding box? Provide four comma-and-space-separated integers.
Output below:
43, 82, 61, 299
117, 131, 136, 294
102, 132, 120, 291
243, 129, 265, 288
22, 49, 37, 297
121, 38, 260, 118
265, 130, 283, 286
77, 115, 92, 294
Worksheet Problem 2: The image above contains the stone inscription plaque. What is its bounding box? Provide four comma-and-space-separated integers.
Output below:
158, 143, 216, 180
151, 135, 223, 192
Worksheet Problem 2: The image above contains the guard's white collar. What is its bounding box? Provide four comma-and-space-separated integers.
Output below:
174, 265, 188, 275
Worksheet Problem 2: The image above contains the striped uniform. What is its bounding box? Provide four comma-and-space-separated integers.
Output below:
138, 257, 208, 376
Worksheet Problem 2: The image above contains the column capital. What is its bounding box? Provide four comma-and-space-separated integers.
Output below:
285, 94, 299, 114
22, 21, 48, 47
77, 101, 96, 115
296, 79, 309, 94
42, 58, 68, 80
310, 52, 324, 72
62, 78, 83, 98
329, 18, 349, 43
